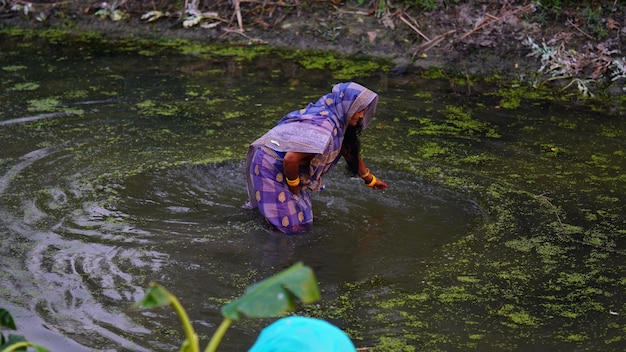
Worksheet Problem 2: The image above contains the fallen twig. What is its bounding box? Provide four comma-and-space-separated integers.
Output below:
535, 193, 565, 230
233, 0, 243, 31
331, 4, 370, 16
394, 10, 457, 56
566, 18, 595, 40
398, 12, 429, 41
220, 26, 267, 44
412, 29, 456, 57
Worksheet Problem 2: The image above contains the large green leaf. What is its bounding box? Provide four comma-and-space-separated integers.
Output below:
221, 262, 320, 320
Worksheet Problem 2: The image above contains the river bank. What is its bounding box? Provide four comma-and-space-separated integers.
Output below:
2, 1, 625, 95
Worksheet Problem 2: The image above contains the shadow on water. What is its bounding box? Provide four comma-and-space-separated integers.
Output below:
1, 32, 625, 351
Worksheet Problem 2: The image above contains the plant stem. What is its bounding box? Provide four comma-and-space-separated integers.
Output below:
204, 318, 233, 352
2, 342, 31, 352
170, 295, 199, 352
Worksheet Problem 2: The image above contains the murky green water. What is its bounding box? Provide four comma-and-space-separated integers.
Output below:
1, 31, 625, 351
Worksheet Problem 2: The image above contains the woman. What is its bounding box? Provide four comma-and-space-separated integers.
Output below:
245, 82, 388, 233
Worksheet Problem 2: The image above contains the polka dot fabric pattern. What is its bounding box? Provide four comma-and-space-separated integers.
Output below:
248, 147, 313, 233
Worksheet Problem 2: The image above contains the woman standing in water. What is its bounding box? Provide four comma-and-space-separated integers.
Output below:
245, 82, 388, 233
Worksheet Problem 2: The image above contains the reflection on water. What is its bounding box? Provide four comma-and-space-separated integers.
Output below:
1, 32, 625, 351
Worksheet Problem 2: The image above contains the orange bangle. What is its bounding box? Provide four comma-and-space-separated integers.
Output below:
286, 176, 300, 187
366, 175, 376, 187
359, 169, 371, 179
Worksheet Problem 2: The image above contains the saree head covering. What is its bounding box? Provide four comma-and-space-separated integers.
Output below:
246, 82, 378, 233
248, 316, 356, 352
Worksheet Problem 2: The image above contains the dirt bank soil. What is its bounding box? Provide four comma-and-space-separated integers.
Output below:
2, 0, 625, 90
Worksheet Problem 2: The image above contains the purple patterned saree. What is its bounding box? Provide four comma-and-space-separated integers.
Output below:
246, 82, 378, 233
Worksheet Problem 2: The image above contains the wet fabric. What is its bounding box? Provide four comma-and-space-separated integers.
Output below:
247, 316, 356, 352
245, 82, 378, 233
248, 147, 314, 233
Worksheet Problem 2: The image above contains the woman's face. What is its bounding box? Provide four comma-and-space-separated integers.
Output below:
348, 110, 365, 126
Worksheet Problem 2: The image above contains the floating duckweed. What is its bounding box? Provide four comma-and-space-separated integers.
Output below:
460, 154, 494, 165
292, 51, 386, 79
504, 237, 536, 252
499, 304, 539, 327
371, 337, 416, 352
558, 311, 580, 319
418, 141, 448, 158
535, 242, 566, 258
562, 334, 589, 342
2, 65, 27, 71
487, 83, 555, 109
557, 272, 589, 286
224, 111, 245, 119
413, 91, 432, 99
374, 312, 388, 322
406, 293, 429, 301
27, 98, 59, 112
10, 82, 39, 91
441, 105, 501, 137
605, 335, 623, 344
378, 298, 407, 309
333, 60, 383, 80
138, 49, 157, 57
422, 66, 447, 79
588, 154, 610, 168
456, 275, 480, 283
135, 100, 180, 116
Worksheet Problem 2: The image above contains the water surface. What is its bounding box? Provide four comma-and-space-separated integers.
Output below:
1, 32, 625, 351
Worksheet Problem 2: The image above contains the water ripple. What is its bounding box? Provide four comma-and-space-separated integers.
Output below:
0, 134, 482, 351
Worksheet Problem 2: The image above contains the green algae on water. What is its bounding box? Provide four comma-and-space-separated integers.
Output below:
10, 82, 39, 91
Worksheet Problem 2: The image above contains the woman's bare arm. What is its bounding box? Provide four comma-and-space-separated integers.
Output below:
283, 151, 315, 194
341, 150, 388, 191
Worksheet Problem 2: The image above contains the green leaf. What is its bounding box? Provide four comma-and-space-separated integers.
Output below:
135, 283, 174, 308
221, 262, 320, 320
0, 309, 16, 330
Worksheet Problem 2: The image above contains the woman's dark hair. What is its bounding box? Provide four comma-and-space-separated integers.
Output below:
342, 122, 363, 176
